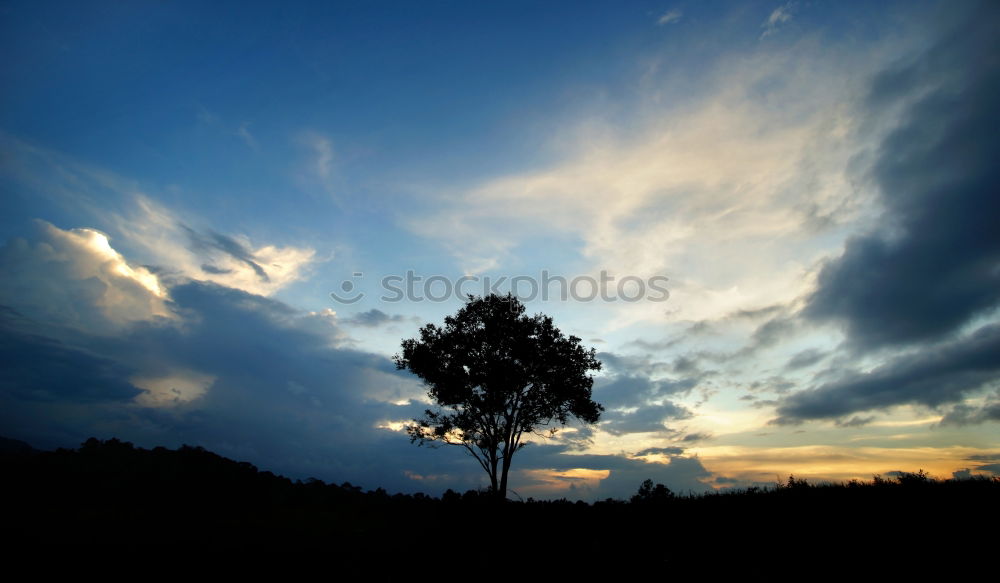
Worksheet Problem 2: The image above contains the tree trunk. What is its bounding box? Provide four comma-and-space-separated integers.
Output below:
489, 458, 499, 496
498, 456, 512, 501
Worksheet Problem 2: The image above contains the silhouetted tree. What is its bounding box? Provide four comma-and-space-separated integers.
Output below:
631, 479, 674, 503
395, 293, 603, 500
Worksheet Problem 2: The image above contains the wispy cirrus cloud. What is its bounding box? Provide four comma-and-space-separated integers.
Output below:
295, 130, 341, 201
657, 8, 682, 26
235, 122, 259, 151
760, 2, 796, 39
403, 38, 873, 324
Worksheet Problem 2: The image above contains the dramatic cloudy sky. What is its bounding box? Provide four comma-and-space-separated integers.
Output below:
2, 0, 997, 499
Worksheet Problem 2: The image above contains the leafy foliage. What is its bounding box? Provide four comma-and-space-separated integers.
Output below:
631, 479, 674, 503
394, 293, 603, 498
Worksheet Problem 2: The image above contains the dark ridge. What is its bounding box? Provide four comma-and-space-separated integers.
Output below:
2, 437, 995, 569
0, 436, 37, 455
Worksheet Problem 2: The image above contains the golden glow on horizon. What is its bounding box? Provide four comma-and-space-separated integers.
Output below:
688, 444, 997, 484
520, 468, 611, 493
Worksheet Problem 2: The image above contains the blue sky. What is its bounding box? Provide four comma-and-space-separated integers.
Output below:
1, 0, 998, 499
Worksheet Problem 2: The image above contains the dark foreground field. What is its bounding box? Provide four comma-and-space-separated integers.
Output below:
3, 437, 995, 570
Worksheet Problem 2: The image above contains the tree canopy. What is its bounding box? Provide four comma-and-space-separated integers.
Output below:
394, 293, 603, 500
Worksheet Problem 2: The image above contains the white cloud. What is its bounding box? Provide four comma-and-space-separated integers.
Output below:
657, 8, 682, 26
113, 194, 317, 297
0, 135, 318, 298
761, 2, 796, 39
295, 130, 340, 200
236, 121, 258, 150
404, 42, 877, 324
0, 220, 174, 335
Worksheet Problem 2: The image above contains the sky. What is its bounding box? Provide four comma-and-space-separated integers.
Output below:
1, 0, 998, 500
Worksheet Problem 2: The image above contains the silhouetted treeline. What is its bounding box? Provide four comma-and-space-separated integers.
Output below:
3, 438, 995, 569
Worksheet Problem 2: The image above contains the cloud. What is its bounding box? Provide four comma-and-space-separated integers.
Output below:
591, 454, 713, 498
594, 373, 697, 410
341, 308, 415, 328
185, 226, 271, 282
938, 392, 1000, 427
804, 3, 1000, 350
296, 130, 340, 200
657, 9, 682, 26
760, 2, 796, 39
236, 122, 258, 150
768, 3, 1000, 428
403, 36, 868, 321
131, 369, 216, 407
785, 348, 826, 371
0, 275, 443, 491
680, 431, 712, 443
0, 319, 142, 405
2, 223, 720, 498
834, 416, 875, 428
601, 401, 693, 435
512, 443, 715, 498
0, 221, 172, 335
591, 351, 705, 432
115, 195, 317, 297
0, 224, 441, 491
635, 446, 685, 457
772, 324, 1000, 424
0, 137, 317, 298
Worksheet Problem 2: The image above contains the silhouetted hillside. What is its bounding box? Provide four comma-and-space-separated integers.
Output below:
3, 437, 995, 569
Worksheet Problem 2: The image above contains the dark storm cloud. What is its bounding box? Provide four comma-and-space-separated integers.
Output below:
772, 324, 1000, 424
0, 261, 464, 491
771, 3, 1000, 424
84, 282, 460, 488
805, 2, 1000, 350
0, 315, 140, 404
